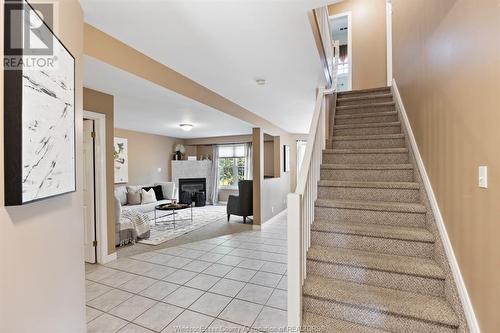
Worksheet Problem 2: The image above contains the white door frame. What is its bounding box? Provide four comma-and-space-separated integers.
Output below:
83, 111, 116, 264
386, 1, 393, 86
329, 11, 352, 91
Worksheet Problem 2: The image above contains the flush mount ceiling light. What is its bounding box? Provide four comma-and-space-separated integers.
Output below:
256, 78, 266, 86
179, 123, 194, 131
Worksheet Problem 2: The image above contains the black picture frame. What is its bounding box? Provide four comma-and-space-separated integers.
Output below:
283, 145, 290, 173
4, 0, 76, 206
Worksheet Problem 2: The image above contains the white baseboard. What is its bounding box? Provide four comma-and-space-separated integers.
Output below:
100, 251, 117, 264
392, 79, 480, 333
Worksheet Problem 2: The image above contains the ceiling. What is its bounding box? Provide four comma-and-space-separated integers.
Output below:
83, 56, 253, 139
80, 0, 339, 134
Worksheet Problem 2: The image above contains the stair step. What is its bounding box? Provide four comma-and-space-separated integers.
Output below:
315, 199, 427, 227
310, 221, 434, 258
318, 180, 420, 203
320, 163, 415, 182
303, 311, 389, 333
337, 93, 393, 107
303, 275, 458, 332
338, 87, 391, 98
336, 102, 396, 116
328, 134, 405, 149
323, 148, 409, 164
306, 246, 444, 296
335, 111, 398, 125
333, 121, 401, 136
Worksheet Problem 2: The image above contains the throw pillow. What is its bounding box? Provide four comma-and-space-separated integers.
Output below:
142, 185, 164, 201
127, 191, 141, 205
155, 182, 176, 200
141, 188, 157, 204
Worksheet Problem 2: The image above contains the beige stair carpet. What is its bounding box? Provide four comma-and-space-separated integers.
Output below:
302, 86, 464, 332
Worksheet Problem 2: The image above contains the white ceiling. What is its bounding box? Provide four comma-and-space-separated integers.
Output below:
83, 56, 253, 139
80, 0, 339, 134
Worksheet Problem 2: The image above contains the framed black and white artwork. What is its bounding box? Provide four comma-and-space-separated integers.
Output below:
4, 0, 76, 205
114, 137, 129, 183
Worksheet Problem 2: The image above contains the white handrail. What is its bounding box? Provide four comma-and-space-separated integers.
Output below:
288, 6, 339, 330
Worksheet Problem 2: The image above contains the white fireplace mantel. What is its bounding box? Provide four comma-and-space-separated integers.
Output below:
171, 160, 213, 199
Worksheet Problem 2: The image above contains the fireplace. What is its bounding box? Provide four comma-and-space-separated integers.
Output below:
178, 178, 206, 206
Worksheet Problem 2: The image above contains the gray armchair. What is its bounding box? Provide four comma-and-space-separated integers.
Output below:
227, 180, 253, 223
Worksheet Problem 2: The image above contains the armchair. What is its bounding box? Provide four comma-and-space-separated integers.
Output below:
227, 180, 253, 223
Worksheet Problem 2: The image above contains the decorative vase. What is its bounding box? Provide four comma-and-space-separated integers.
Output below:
176, 151, 182, 160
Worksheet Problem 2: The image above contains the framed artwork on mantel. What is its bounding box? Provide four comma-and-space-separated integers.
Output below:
114, 137, 129, 183
4, 0, 76, 205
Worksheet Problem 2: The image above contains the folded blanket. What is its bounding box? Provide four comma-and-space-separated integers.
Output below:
119, 210, 151, 245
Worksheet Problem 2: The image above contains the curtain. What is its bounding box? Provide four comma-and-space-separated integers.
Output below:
244, 143, 253, 180
209, 145, 219, 204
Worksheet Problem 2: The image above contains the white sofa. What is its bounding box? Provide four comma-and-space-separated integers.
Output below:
115, 182, 176, 245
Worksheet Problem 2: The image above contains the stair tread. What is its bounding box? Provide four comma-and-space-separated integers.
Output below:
330, 133, 405, 141
311, 220, 434, 242
335, 111, 397, 120
337, 93, 393, 102
333, 121, 401, 129
336, 101, 395, 111
324, 148, 408, 154
307, 245, 443, 278
338, 87, 391, 96
321, 163, 413, 170
303, 311, 390, 333
318, 180, 419, 189
303, 275, 458, 327
315, 199, 427, 213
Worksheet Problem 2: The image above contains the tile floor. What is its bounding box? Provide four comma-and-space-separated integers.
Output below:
86, 212, 287, 333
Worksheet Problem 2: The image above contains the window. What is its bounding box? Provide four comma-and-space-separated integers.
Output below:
218, 144, 246, 188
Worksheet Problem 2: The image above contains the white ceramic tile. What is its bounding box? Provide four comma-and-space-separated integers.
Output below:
109, 295, 157, 320
86, 306, 104, 323
210, 246, 234, 255
165, 256, 192, 269
236, 284, 273, 304
145, 253, 175, 265
86, 266, 119, 282
118, 275, 157, 294
260, 262, 287, 275
161, 310, 214, 333
176, 248, 206, 259
249, 271, 282, 288
202, 263, 233, 277
218, 299, 263, 327
139, 281, 179, 301
188, 292, 231, 317
182, 260, 212, 273
162, 269, 197, 285
133, 302, 183, 332
86, 282, 113, 302
225, 267, 257, 283
208, 278, 245, 298
276, 275, 287, 290
87, 313, 127, 333
217, 255, 245, 266
118, 323, 155, 333
206, 319, 248, 333
87, 289, 134, 312
162, 286, 204, 308
100, 270, 137, 288
266, 289, 287, 310
237, 259, 265, 270
197, 252, 225, 263
252, 306, 287, 332
185, 274, 220, 291
141, 265, 177, 279
156, 247, 185, 256
130, 252, 157, 261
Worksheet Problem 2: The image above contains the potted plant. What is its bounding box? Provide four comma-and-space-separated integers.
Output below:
174, 144, 186, 160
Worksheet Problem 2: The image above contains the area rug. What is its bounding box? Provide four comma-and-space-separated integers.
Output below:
138, 204, 227, 246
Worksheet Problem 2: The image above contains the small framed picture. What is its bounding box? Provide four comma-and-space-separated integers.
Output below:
284, 145, 291, 173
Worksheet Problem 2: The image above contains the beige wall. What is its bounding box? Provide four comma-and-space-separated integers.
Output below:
328, 0, 387, 90
0, 1, 87, 332
114, 128, 182, 185
392, 0, 500, 331
83, 88, 116, 255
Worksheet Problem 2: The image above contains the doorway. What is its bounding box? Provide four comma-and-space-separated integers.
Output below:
83, 119, 97, 263
330, 12, 352, 92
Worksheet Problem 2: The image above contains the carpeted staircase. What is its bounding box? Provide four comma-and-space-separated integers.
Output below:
302, 87, 460, 332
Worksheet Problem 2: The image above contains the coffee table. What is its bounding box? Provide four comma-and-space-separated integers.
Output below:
154, 202, 193, 228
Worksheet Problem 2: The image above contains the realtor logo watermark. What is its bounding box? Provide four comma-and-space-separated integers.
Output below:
4, 1, 58, 70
